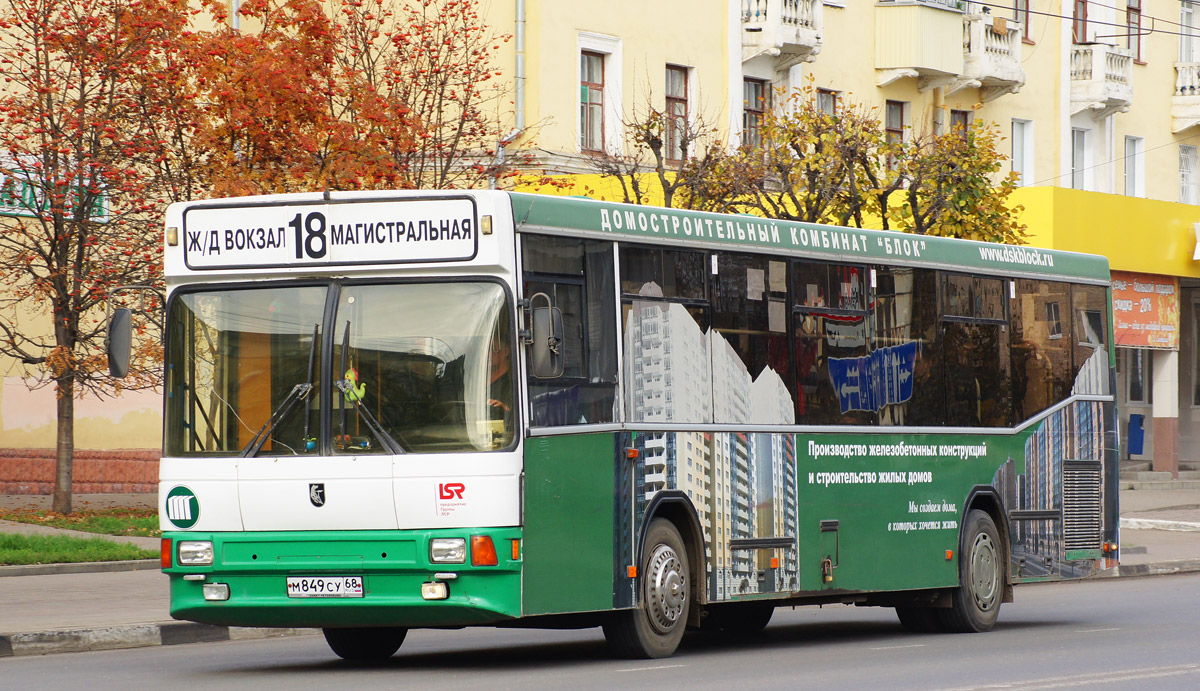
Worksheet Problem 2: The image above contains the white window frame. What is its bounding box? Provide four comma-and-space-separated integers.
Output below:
1183, 2, 1199, 63
1011, 119, 1033, 187
1124, 135, 1144, 197
577, 32, 622, 157
1181, 144, 1199, 204
1071, 127, 1088, 190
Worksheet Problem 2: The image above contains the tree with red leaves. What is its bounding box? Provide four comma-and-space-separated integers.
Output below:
0, 0, 187, 512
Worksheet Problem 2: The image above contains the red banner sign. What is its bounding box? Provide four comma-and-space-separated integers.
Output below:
1111, 271, 1179, 349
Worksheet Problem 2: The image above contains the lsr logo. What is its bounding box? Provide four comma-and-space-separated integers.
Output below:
438, 482, 465, 500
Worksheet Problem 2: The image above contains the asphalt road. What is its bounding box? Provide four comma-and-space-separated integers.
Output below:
4, 574, 1200, 690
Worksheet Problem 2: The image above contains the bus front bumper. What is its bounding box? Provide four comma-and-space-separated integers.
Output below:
163, 528, 523, 629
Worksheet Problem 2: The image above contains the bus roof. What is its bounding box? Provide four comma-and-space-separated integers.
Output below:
508, 192, 1111, 285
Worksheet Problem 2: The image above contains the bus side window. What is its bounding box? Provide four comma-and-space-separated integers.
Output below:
941, 274, 1012, 427
521, 235, 617, 426
873, 267, 943, 427
1010, 279, 1073, 421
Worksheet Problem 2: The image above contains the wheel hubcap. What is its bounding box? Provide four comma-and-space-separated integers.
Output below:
969, 531, 999, 612
645, 543, 686, 634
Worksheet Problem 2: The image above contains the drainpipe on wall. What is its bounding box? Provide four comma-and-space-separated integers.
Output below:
490, 0, 526, 190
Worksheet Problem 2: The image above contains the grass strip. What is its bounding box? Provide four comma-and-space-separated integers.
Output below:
0, 508, 159, 538
0, 533, 158, 565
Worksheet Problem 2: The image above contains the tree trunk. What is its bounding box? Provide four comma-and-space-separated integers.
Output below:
51, 377, 75, 514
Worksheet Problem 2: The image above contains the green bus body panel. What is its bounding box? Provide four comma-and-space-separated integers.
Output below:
797, 431, 1028, 593
163, 528, 522, 628
508, 193, 1111, 284
522, 433, 617, 615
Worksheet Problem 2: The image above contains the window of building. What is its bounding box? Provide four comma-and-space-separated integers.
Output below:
1125, 136, 1144, 197
1127, 1, 1142, 61
1073, 0, 1088, 43
1013, 0, 1030, 40
1127, 348, 1152, 403
885, 100, 906, 168
1181, 145, 1199, 204
1071, 128, 1087, 190
665, 65, 689, 162
950, 109, 972, 135
1183, 2, 1199, 62
816, 88, 838, 116
1011, 119, 1032, 186
580, 51, 605, 153
743, 78, 768, 149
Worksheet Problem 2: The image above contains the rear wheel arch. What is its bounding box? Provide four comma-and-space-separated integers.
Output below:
642, 491, 706, 619
962, 486, 1012, 598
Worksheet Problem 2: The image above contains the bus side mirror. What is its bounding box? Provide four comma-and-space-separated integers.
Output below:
528, 297, 564, 379
107, 308, 132, 378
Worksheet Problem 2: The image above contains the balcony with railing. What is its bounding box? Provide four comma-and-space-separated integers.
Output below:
1172, 63, 1200, 133
961, 11, 1024, 100
1070, 43, 1133, 118
742, 0, 822, 66
875, 0, 966, 91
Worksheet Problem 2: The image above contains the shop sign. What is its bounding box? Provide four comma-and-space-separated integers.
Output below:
1111, 271, 1179, 349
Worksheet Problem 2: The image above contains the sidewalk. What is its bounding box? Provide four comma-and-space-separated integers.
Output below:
3, 489, 1200, 657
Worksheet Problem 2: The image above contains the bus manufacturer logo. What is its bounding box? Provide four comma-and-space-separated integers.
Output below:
165, 486, 199, 529
309, 483, 326, 507
438, 482, 465, 500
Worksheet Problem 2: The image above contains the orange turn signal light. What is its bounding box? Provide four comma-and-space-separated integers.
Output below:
770, 557, 779, 569
511, 539, 521, 561
627, 566, 638, 578
471, 535, 498, 566
626, 448, 639, 460
161, 538, 173, 569
945, 550, 954, 561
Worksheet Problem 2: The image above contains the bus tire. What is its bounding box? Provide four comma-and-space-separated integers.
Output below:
322, 626, 407, 660
939, 509, 1003, 633
603, 518, 690, 659
895, 606, 944, 633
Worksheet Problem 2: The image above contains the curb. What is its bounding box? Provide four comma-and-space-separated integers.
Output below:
0, 559, 159, 578
1087, 558, 1200, 579
0, 622, 317, 657
1120, 517, 1200, 532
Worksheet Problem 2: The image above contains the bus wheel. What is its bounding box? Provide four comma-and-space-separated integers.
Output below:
895, 606, 944, 633
322, 627, 407, 660
940, 509, 1003, 633
603, 518, 690, 659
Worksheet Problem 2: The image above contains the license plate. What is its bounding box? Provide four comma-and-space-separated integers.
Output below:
286, 576, 364, 598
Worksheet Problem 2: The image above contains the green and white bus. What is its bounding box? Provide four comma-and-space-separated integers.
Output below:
112, 190, 1118, 660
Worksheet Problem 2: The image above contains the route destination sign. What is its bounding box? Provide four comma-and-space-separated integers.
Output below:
182, 197, 477, 270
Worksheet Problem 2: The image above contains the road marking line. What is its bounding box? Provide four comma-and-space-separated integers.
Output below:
1073, 627, 1120, 633
615, 664, 686, 673
869, 644, 926, 650
941, 663, 1200, 690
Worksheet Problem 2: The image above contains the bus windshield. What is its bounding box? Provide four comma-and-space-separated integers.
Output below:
165, 281, 515, 456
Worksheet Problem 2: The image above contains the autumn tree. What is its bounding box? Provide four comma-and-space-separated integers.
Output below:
889, 119, 1026, 244
587, 93, 730, 210
0, 0, 186, 512
704, 84, 1025, 244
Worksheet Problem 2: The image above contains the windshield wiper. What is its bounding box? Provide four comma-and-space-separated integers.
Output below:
240, 382, 313, 457
241, 324, 319, 458
335, 377, 404, 454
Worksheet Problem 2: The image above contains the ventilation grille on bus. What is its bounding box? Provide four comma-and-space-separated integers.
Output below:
1063, 460, 1103, 552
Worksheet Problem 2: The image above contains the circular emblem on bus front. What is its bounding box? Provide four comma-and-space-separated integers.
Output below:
165, 486, 199, 529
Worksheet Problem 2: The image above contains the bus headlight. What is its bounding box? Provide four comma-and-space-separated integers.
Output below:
430, 538, 466, 564
178, 540, 214, 566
